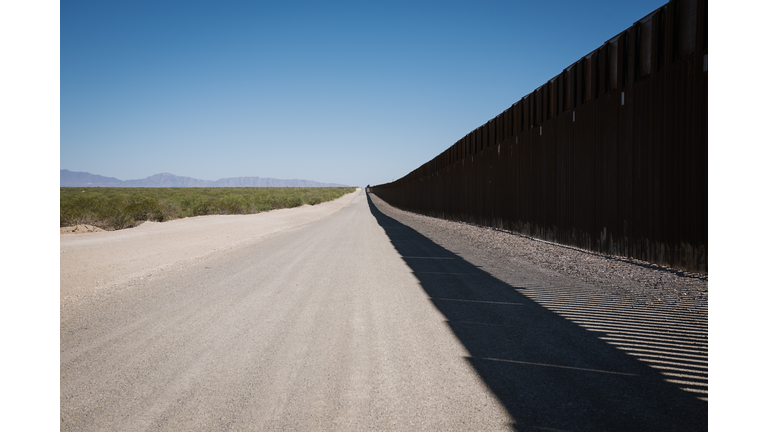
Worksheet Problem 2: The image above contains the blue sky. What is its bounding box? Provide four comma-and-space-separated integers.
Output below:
60, 0, 669, 187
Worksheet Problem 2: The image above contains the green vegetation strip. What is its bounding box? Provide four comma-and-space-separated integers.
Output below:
60, 187, 357, 230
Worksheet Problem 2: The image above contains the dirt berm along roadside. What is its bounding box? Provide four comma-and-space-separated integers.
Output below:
60, 188, 361, 312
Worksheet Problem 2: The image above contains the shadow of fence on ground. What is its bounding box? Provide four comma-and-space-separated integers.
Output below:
367, 193, 707, 432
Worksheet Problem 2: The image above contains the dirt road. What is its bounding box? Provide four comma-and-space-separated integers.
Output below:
61, 190, 512, 430
60, 190, 707, 431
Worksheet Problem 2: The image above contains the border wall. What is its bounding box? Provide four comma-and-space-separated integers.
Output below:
370, 0, 707, 273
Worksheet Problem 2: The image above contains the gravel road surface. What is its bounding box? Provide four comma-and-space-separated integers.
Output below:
61, 190, 707, 431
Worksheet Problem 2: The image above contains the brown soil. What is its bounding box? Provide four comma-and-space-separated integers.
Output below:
60, 224, 106, 234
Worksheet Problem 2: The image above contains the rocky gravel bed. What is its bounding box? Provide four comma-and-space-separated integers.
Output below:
369, 193, 708, 313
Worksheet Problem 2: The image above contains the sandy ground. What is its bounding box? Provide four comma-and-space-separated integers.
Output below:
60, 188, 360, 310
60, 225, 105, 234
61, 189, 515, 431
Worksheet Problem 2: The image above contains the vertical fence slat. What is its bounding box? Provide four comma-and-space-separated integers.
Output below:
371, 0, 706, 273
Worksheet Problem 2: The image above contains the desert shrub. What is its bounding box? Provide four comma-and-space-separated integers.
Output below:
152, 200, 179, 222
59, 195, 103, 227
285, 195, 304, 208
124, 197, 161, 222
219, 195, 247, 214
192, 200, 214, 216
60, 186, 356, 230
97, 197, 134, 230
254, 202, 273, 212
60, 201, 90, 227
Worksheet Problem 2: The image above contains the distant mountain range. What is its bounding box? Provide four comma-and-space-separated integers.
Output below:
60, 170, 349, 188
